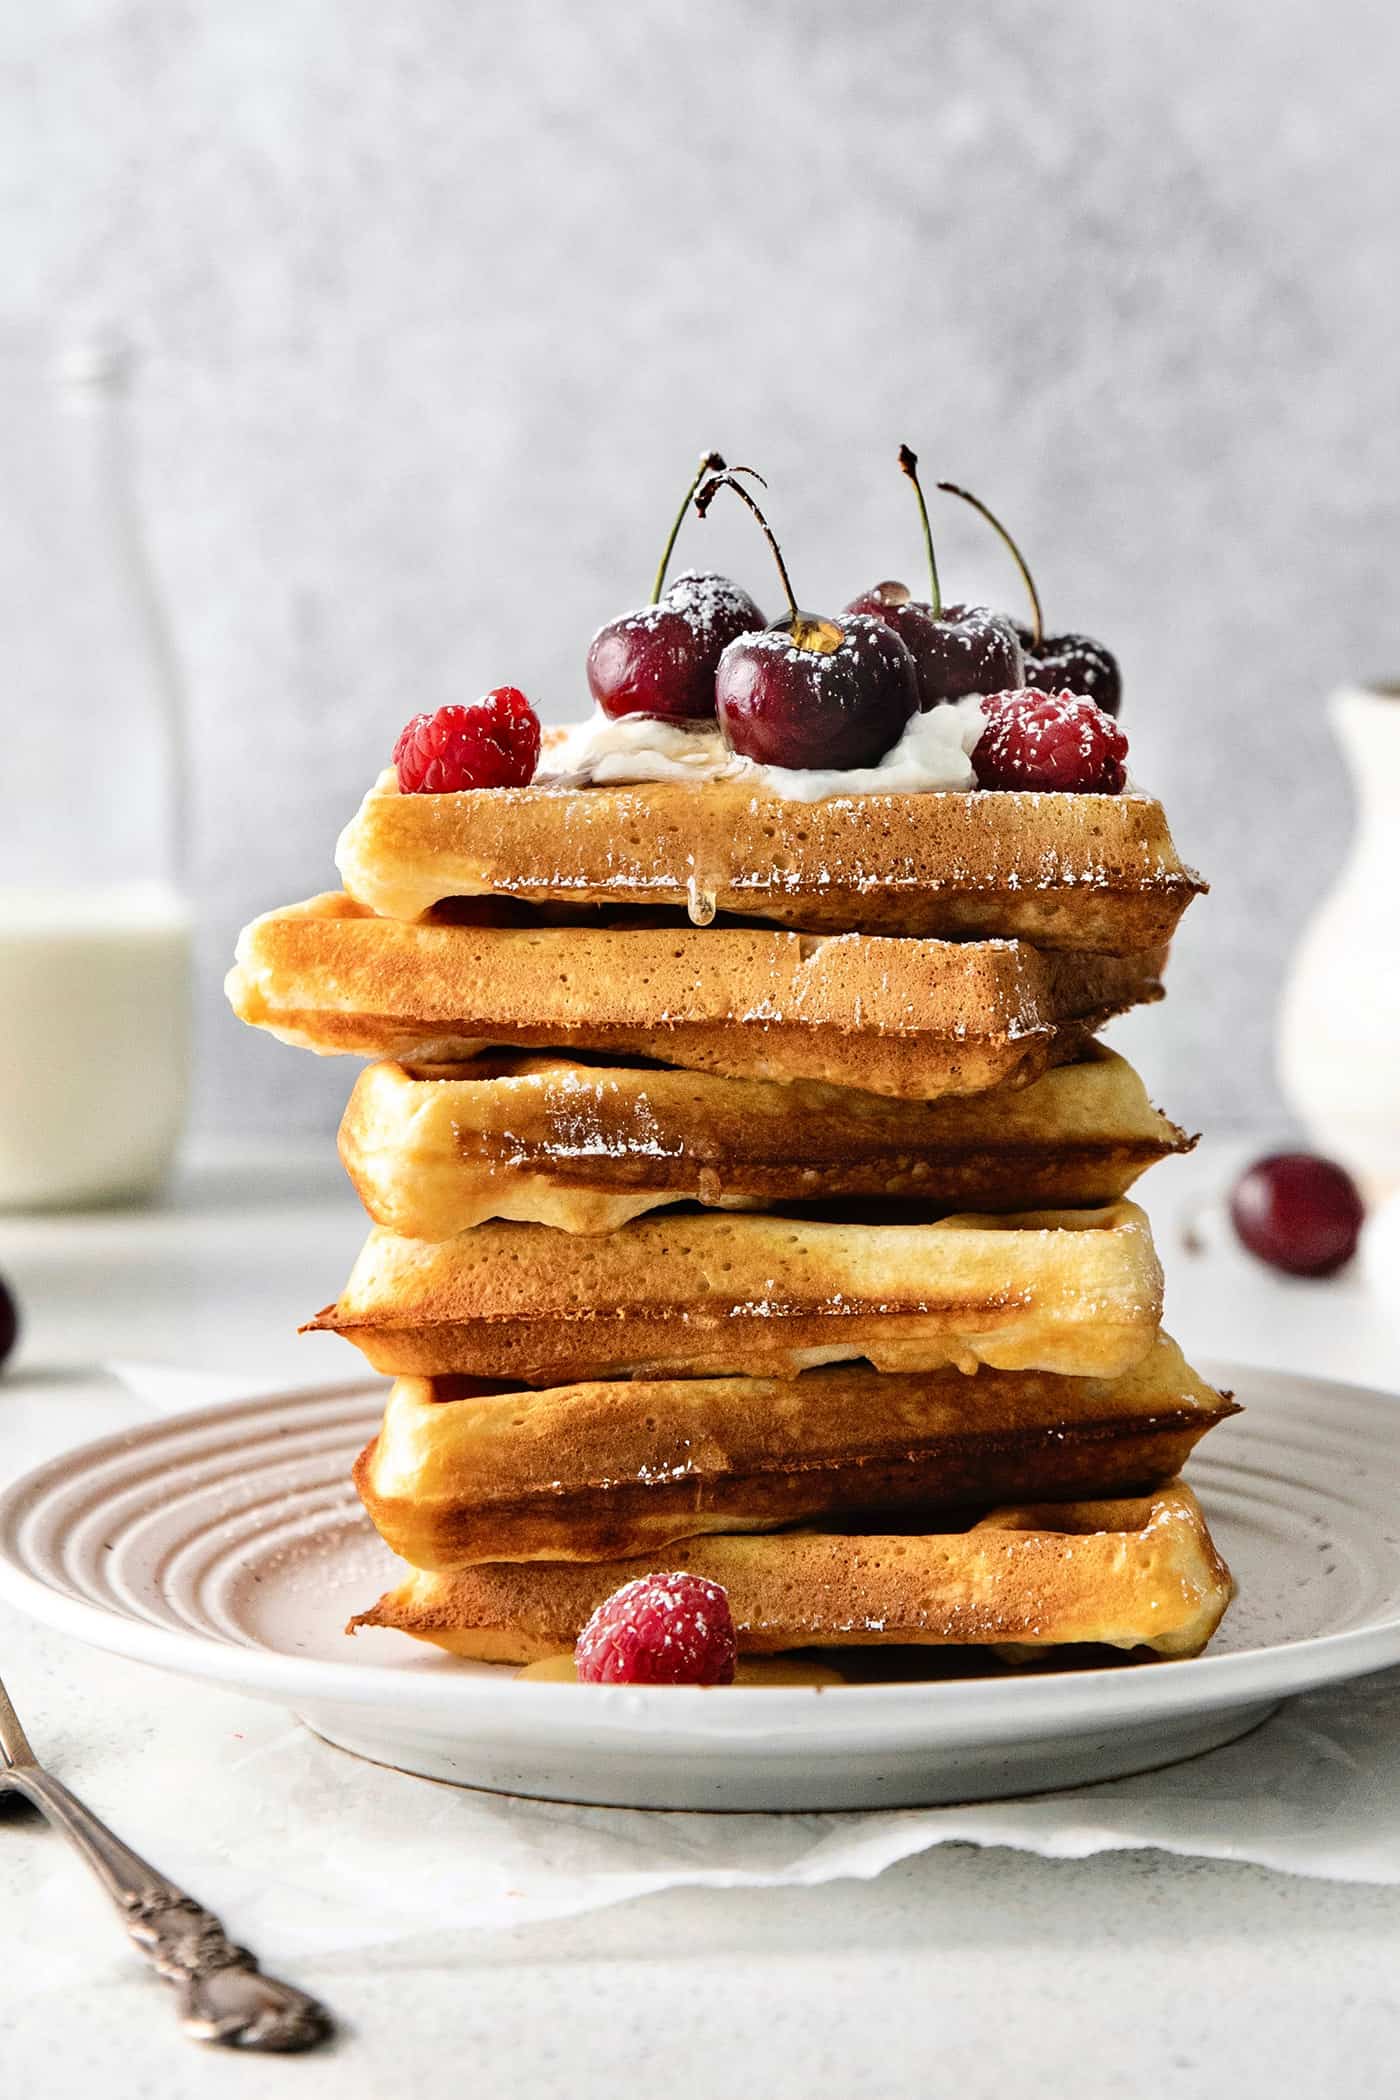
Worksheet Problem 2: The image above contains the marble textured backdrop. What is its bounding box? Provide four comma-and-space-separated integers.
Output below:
3, 0, 1397, 1135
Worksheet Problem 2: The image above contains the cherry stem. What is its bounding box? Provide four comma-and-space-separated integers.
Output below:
651, 450, 727, 604
936, 481, 1043, 649
898, 444, 941, 619
694, 468, 798, 623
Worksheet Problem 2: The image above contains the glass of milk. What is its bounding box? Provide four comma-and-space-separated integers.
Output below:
0, 330, 191, 1207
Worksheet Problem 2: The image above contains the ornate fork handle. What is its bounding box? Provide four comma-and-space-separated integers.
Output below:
7, 1764, 332, 2050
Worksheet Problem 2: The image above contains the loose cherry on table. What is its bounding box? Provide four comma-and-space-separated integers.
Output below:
585, 451, 766, 722
936, 480, 1122, 718
845, 446, 1024, 710
698, 470, 919, 770
393, 687, 542, 793
1229, 1153, 1366, 1277
0, 1272, 17, 1372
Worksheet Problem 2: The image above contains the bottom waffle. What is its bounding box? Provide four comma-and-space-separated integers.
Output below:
348, 1482, 1233, 1663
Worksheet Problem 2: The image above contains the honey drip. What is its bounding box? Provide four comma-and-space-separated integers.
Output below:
685, 873, 718, 926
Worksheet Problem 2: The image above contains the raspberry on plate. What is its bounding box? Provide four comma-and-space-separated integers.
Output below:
575, 1572, 738, 1686
393, 689, 541, 793
972, 687, 1127, 794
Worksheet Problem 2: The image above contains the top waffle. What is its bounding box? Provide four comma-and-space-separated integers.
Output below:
336, 768, 1203, 954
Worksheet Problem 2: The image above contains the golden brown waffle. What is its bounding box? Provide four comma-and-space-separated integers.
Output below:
355, 1335, 1237, 1567
336, 769, 1203, 952
309, 1201, 1164, 1382
339, 1044, 1193, 1238
226, 893, 1165, 1097
348, 1482, 1234, 1662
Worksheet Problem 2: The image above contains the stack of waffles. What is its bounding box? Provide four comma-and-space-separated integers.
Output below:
228, 758, 1237, 1676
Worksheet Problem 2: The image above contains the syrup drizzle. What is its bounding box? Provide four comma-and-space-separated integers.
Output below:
686, 873, 718, 927
516, 1652, 845, 1687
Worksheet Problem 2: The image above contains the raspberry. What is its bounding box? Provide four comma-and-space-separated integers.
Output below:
575, 1572, 738, 1686
971, 687, 1127, 794
393, 688, 541, 793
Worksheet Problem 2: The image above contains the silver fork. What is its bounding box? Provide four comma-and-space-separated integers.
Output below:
0, 1672, 332, 2051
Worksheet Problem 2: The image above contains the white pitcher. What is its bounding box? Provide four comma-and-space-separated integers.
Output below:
1278, 683, 1400, 1187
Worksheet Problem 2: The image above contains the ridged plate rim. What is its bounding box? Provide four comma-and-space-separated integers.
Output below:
0, 1360, 1398, 1751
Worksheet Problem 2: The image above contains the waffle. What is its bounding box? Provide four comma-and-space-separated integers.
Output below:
336, 768, 1204, 952
309, 1201, 1164, 1382
348, 1482, 1234, 1662
355, 1335, 1237, 1567
338, 1044, 1193, 1238
226, 893, 1166, 1097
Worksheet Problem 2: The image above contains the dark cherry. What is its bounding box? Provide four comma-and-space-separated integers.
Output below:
587, 571, 765, 723
1013, 623, 1122, 718
1229, 1153, 1365, 1277
847, 581, 1023, 710
846, 449, 1023, 710
698, 471, 918, 771
0, 1272, 17, 1372
937, 479, 1122, 717
586, 452, 764, 722
716, 615, 920, 770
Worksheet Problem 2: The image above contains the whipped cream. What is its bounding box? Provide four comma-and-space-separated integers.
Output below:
540, 695, 989, 800
543, 711, 749, 787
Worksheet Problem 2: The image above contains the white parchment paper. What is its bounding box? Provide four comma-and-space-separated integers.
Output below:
27, 1667, 1400, 1962
70, 1363, 1400, 1955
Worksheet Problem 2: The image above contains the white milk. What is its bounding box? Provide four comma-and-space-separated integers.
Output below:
0, 884, 192, 1207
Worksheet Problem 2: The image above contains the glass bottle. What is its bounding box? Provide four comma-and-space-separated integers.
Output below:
0, 328, 191, 1206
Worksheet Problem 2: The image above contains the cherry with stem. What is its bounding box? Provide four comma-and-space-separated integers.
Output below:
934, 477, 1121, 714
844, 445, 1024, 709
695, 470, 841, 654
586, 452, 766, 723
936, 480, 1043, 649
651, 450, 727, 604
897, 444, 942, 619
699, 471, 919, 768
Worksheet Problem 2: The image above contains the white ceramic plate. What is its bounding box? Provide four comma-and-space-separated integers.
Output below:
0, 1362, 1397, 1811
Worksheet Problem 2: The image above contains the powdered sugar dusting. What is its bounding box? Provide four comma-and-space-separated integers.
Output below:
658, 569, 760, 638
585, 569, 761, 656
